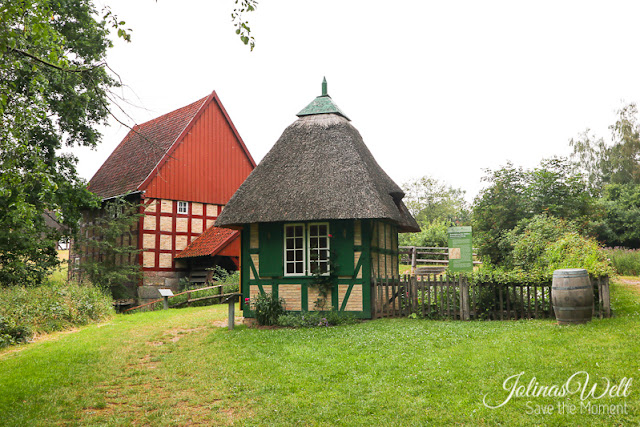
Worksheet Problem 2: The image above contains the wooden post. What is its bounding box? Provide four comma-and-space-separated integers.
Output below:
471, 282, 477, 320
548, 283, 554, 318
228, 297, 235, 330
371, 279, 377, 319
420, 279, 425, 319
602, 277, 611, 318
410, 246, 417, 276
460, 276, 470, 321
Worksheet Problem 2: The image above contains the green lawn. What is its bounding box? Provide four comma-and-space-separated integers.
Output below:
1, 280, 639, 426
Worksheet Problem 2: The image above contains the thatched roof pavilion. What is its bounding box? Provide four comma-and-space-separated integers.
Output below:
216, 80, 419, 319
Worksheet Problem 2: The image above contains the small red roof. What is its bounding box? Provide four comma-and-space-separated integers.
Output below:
175, 227, 239, 259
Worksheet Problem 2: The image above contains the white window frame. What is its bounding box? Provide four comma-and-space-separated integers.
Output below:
284, 223, 306, 277
177, 201, 189, 214
307, 222, 330, 276
283, 222, 330, 277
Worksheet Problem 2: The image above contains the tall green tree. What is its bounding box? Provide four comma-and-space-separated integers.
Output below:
569, 103, 640, 248
0, 0, 123, 286
400, 175, 469, 247
402, 175, 469, 225
592, 183, 640, 248
570, 103, 640, 190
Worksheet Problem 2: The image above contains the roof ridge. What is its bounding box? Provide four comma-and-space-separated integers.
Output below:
138, 95, 208, 129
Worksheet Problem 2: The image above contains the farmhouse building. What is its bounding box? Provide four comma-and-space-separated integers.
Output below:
73, 91, 255, 301
215, 80, 419, 319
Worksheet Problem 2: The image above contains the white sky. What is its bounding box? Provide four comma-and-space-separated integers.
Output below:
75, 0, 640, 201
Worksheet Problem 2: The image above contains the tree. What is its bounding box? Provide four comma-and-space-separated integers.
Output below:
0, 0, 125, 286
74, 198, 142, 298
232, 0, 258, 50
400, 176, 469, 247
471, 163, 528, 265
0, 0, 260, 287
570, 103, 640, 191
591, 183, 640, 248
473, 158, 596, 266
569, 103, 640, 248
402, 175, 469, 225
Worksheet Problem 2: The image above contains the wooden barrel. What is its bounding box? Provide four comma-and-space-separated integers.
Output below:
552, 269, 593, 325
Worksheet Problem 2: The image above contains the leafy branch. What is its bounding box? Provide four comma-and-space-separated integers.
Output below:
232, 0, 258, 51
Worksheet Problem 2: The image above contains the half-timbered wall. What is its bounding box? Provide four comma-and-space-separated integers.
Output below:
370, 220, 399, 281
369, 220, 400, 315
241, 219, 381, 318
138, 197, 221, 292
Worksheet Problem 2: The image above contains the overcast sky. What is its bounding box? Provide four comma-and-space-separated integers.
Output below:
76, 0, 640, 201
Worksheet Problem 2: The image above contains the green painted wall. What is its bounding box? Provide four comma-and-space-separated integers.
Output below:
240, 219, 399, 319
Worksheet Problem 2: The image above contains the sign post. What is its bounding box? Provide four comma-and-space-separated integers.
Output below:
158, 288, 174, 310
448, 226, 473, 273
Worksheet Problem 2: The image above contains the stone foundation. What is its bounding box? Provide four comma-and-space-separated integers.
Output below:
138, 270, 188, 303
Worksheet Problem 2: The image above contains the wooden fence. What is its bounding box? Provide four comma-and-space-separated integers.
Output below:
124, 284, 236, 313
399, 246, 482, 275
371, 275, 611, 321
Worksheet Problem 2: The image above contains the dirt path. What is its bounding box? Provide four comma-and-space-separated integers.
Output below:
615, 277, 640, 295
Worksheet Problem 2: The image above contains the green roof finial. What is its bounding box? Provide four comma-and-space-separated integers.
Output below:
296, 78, 350, 120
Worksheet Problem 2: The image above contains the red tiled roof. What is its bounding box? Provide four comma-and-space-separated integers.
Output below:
175, 227, 239, 259
88, 96, 208, 199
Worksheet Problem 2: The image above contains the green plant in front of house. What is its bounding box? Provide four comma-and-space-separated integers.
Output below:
309, 244, 338, 311
277, 310, 359, 328
251, 292, 285, 326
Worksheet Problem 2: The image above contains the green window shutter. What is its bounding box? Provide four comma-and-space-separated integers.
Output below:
258, 222, 283, 277
332, 220, 354, 276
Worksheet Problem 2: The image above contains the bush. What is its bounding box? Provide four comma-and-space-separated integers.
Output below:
251, 292, 285, 326
398, 219, 449, 247
492, 214, 613, 278
605, 247, 640, 276
544, 233, 615, 278
0, 279, 114, 340
277, 310, 359, 328
503, 215, 576, 270
0, 316, 32, 348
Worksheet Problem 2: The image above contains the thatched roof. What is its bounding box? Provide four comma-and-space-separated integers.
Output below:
216, 105, 419, 232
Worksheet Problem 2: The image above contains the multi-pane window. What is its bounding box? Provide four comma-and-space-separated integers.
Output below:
284, 223, 329, 276
285, 224, 305, 275
308, 223, 329, 275
177, 201, 188, 214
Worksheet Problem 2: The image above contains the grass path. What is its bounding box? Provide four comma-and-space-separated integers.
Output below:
1, 280, 639, 426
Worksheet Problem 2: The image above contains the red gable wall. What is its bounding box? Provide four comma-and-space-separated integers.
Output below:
142, 95, 255, 204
